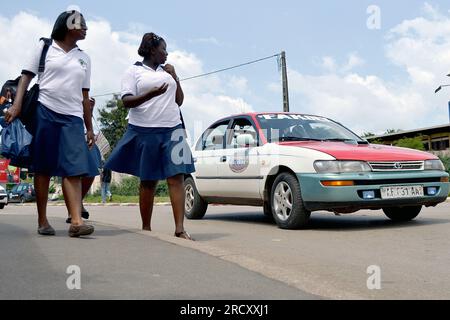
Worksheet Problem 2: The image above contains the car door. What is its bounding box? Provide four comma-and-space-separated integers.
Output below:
217, 117, 263, 199
193, 120, 230, 196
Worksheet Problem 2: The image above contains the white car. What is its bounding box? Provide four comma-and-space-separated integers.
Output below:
184, 113, 449, 229
0, 184, 8, 209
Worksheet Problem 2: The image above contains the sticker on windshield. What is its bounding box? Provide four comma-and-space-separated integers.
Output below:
258, 114, 331, 122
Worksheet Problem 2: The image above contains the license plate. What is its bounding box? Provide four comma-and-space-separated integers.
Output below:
380, 185, 424, 199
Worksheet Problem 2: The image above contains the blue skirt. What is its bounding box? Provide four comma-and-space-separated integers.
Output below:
32, 103, 100, 177
105, 124, 196, 181
90, 144, 102, 169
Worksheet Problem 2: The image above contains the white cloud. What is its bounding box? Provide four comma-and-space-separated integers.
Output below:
321, 56, 336, 72
0, 12, 253, 140
227, 76, 249, 94
341, 53, 365, 73
319, 53, 364, 74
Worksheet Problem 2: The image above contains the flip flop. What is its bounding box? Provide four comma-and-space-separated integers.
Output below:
38, 225, 56, 236
175, 231, 194, 241
69, 224, 95, 238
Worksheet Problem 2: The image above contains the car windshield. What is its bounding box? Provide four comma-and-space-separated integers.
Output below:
256, 114, 366, 144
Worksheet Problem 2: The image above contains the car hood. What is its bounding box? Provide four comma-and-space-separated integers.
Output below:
277, 141, 437, 161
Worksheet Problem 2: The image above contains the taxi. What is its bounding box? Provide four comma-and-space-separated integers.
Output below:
184, 113, 449, 229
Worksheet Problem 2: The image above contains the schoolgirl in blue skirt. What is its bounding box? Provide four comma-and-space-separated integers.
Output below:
5, 11, 97, 238
106, 32, 195, 240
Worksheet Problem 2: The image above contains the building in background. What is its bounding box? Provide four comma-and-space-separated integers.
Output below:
367, 124, 450, 157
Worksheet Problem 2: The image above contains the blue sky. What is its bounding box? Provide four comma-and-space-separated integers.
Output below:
2, 1, 450, 135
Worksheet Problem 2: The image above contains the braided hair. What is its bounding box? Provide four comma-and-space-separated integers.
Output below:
138, 33, 164, 58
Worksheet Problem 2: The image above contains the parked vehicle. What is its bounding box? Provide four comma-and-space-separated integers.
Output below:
8, 182, 36, 203
0, 184, 8, 209
185, 112, 450, 230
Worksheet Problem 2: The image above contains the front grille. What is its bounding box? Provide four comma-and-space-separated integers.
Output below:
368, 161, 424, 171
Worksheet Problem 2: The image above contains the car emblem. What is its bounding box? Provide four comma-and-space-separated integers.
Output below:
394, 163, 403, 169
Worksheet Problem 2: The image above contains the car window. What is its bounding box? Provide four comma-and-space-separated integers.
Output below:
307, 122, 347, 140
228, 119, 258, 149
200, 121, 230, 151
17, 185, 24, 192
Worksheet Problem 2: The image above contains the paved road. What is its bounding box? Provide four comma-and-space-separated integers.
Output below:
0, 214, 316, 300
2, 202, 449, 299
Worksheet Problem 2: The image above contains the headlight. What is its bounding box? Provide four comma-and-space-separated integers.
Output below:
314, 161, 371, 173
424, 160, 445, 171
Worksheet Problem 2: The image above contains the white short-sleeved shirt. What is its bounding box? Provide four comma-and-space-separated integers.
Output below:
23, 40, 91, 119
121, 63, 182, 128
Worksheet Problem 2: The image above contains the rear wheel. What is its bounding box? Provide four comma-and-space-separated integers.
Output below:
383, 206, 422, 222
271, 173, 311, 229
0, 204, 5, 210
184, 177, 208, 220
20, 196, 26, 204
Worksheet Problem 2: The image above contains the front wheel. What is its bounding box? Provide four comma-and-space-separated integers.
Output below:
184, 177, 208, 220
271, 173, 311, 229
383, 206, 422, 222
0, 204, 5, 210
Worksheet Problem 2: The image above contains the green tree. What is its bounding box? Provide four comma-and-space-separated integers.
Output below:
98, 95, 128, 154
393, 137, 425, 151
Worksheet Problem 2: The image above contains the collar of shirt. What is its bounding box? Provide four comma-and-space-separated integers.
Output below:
140, 63, 164, 72
52, 41, 81, 54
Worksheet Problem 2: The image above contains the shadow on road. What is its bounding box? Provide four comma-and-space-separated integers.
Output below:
202, 210, 450, 232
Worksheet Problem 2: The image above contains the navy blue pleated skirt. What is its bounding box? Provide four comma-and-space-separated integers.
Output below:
32, 102, 100, 178
90, 144, 102, 168
105, 124, 196, 181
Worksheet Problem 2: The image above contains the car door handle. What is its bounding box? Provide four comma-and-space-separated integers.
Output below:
220, 156, 227, 162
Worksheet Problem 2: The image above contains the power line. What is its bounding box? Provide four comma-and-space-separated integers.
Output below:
180, 53, 280, 81
91, 53, 281, 98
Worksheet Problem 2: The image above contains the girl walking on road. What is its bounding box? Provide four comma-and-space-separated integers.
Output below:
105, 33, 195, 240
5, 10, 98, 238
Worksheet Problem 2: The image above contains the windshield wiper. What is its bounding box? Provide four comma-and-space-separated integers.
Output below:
323, 138, 369, 145
276, 137, 323, 142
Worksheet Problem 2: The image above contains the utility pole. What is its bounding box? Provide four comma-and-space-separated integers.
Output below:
280, 51, 290, 112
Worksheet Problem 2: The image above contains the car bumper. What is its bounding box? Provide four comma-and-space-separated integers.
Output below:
297, 171, 450, 212
0, 194, 8, 204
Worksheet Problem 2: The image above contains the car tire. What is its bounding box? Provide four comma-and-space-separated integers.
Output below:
20, 196, 26, 204
0, 204, 4, 210
184, 177, 208, 220
271, 173, 311, 229
383, 206, 422, 222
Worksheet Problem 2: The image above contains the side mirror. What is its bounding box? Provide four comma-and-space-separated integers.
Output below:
236, 134, 256, 147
